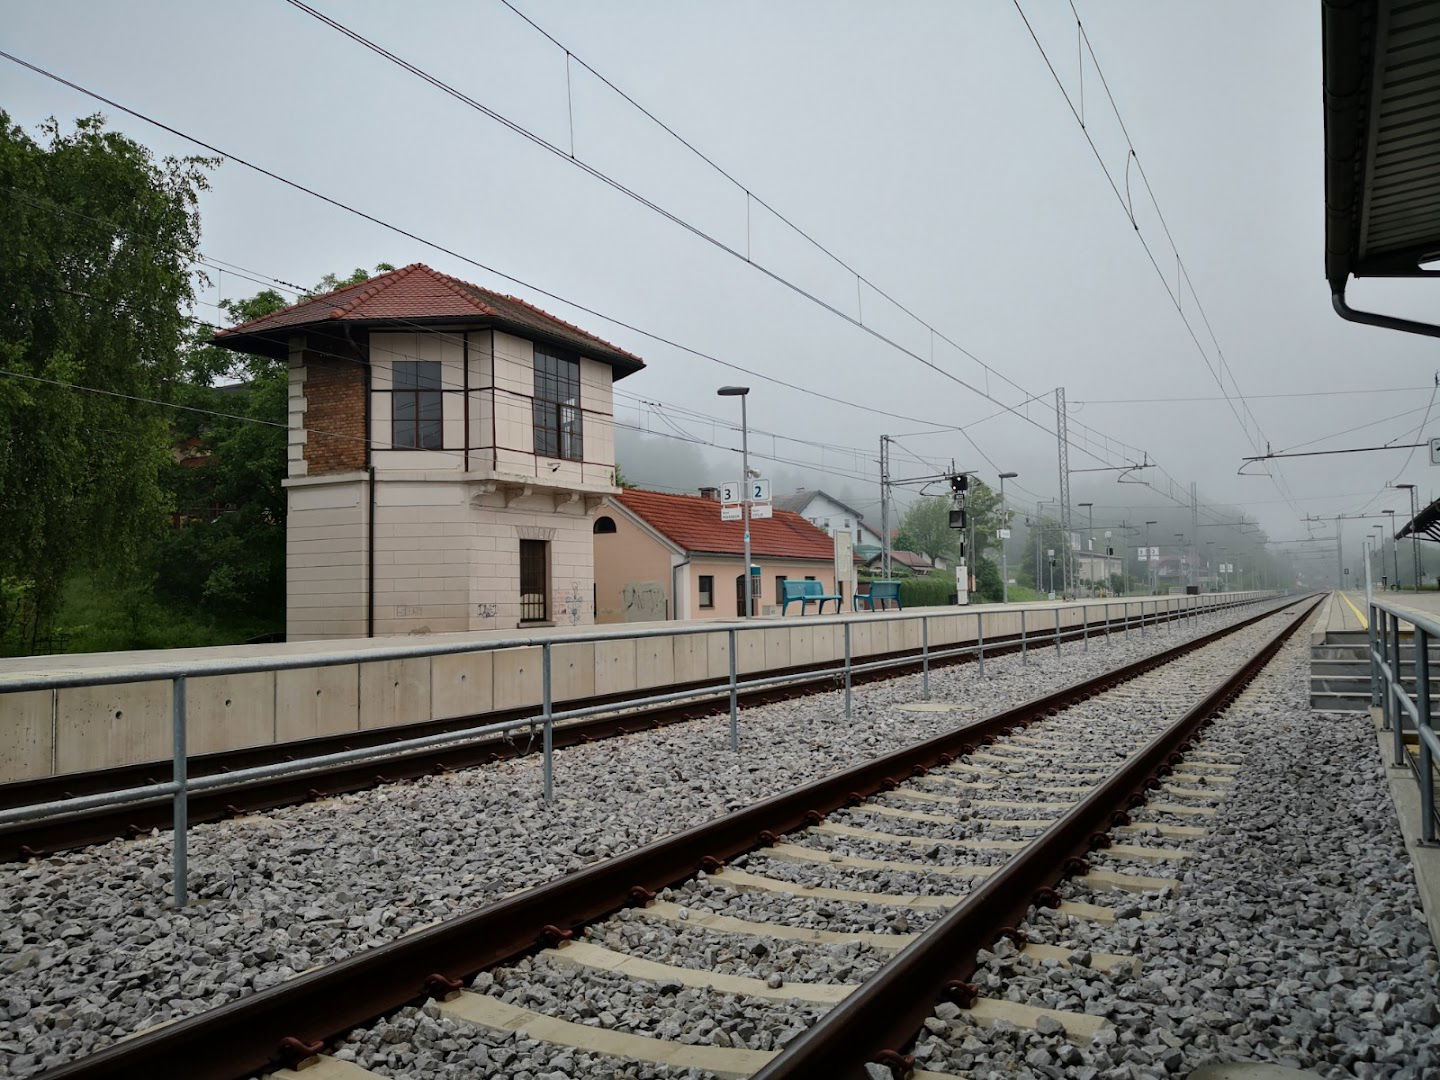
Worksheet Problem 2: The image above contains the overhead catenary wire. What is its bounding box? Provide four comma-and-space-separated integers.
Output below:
1010, 0, 1304, 523
2, 48, 1263, 541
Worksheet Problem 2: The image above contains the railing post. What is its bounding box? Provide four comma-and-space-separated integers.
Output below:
1054, 607, 1062, 655
1392, 612, 1406, 768
1082, 603, 1089, 651
171, 675, 188, 909
976, 611, 985, 677
541, 642, 554, 803
728, 627, 739, 751
1379, 611, 1392, 732
1141, 599, 1148, 638
1104, 603, 1110, 644
843, 622, 853, 721
1020, 609, 1027, 665
1417, 625, 1435, 844
920, 616, 930, 700
1368, 601, 1381, 710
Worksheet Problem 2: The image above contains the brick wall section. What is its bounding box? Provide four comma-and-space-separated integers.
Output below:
302, 349, 367, 475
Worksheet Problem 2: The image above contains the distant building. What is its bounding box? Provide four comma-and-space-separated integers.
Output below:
212, 263, 644, 639
865, 549, 935, 576
594, 488, 839, 621
773, 490, 882, 548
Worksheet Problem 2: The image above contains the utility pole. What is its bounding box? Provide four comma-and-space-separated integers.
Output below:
1055, 388, 1074, 598
999, 471, 1017, 603
1190, 482, 1199, 591
1145, 520, 1158, 594
879, 435, 891, 579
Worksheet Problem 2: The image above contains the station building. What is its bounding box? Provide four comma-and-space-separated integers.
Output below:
212, 263, 644, 639
594, 488, 842, 621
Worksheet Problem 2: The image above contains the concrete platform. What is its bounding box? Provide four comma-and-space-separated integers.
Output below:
1371, 707, 1440, 952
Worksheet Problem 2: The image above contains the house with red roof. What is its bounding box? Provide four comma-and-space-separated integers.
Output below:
212, 263, 643, 638
594, 488, 842, 621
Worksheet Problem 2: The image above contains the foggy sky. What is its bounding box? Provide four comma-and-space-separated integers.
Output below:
4, 0, 1436, 577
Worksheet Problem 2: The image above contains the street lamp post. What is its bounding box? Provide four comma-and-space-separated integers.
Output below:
1396, 483, 1421, 590
1078, 502, 1094, 596
717, 386, 752, 617
1383, 508, 1399, 589
998, 472, 1018, 603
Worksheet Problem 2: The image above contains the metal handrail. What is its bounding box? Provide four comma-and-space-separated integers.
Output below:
1368, 595, 1440, 844
2, 591, 1273, 906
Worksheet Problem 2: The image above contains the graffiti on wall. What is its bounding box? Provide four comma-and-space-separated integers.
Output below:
561, 581, 587, 624
622, 581, 667, 622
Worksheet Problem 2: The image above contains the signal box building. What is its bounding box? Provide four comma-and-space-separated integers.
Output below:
213, 263, 643, 639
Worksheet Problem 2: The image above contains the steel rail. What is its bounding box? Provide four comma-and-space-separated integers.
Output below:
0, 599, 1262, 861
32, 595, 1315, 1080
752, 593, 1322, 1079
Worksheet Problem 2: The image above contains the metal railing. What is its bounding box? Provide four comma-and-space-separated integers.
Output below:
1368, 596, 1440, 843
0, 591, 1270, 905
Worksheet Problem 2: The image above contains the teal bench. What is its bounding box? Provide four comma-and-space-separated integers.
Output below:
854, 581, 903, 611
781, 579, 842, 616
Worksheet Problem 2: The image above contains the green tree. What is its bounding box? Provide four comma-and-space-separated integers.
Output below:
1017, 513, 1066, 593
0, 113, 213, 650
892, 479, 1004, 601
153, 266, 395, 625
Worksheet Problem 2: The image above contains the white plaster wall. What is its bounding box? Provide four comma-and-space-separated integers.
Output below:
286, 476, 368, 640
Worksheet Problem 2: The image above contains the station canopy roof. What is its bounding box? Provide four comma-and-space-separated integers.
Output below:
1323, 1, 1440, 291
1397, 493, 1440, 541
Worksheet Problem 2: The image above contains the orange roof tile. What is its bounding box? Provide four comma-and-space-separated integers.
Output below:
616, 489, 836, 560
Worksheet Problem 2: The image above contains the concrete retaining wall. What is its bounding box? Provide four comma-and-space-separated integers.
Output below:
0, 592, 1268, 783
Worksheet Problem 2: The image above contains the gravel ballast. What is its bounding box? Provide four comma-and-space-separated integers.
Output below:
919, 617, 1440, 1079
0, 601, 1270, 1076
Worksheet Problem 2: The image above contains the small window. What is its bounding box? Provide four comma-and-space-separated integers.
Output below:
805, 575, 816, 581
775, 575, 787, 604
842, 518, 851, 528
699, 575, 714, 609
520, 539, 548, 622
391, 361, 443, 449
593, 516, 617, 534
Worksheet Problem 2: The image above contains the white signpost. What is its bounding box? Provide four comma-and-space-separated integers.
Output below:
719, 478, 772, 518
720, 504, 742, 522
719, 481, 742, 506
997, 528, 1011, 540
1430, 436, 1440, 466
1138, 547, 1148, 562
750, 503, 773, 519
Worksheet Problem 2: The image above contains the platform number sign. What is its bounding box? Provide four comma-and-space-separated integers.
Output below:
719, 482, 741, 505
750, 478, 771, 503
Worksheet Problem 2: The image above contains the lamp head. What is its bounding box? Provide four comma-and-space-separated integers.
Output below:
716, 386, 750, 397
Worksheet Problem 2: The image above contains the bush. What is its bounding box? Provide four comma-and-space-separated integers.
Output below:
898, 576, 956, 608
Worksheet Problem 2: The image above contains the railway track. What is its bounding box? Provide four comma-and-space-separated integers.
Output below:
0, 598, 1265, 861
28, 593, 1319, 1080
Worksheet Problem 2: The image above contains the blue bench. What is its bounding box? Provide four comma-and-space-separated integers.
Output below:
781, 579, 842, 616
854, 580, 903, 611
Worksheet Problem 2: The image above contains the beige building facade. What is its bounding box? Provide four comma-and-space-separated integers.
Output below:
215, 264, 644, 639
594, 488, 840, 622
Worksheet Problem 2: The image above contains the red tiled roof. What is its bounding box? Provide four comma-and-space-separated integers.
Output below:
212, 263, 643, 372
615, 489, 836, 561
868, 550, 935, 570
